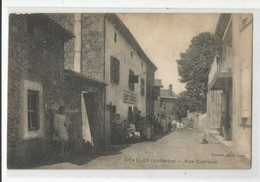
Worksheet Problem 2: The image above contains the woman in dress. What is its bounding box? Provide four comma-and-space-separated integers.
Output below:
53, 106, 71, 155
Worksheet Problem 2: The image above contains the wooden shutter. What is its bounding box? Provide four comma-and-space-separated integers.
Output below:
111, 57, 120, 84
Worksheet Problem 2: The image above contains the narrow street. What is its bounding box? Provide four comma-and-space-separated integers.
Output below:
36, 129, 250, 169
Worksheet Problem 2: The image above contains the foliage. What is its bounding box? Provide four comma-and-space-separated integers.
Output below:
175, 32, 220, 114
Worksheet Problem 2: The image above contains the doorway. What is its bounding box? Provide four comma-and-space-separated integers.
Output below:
81, 92, 96, 145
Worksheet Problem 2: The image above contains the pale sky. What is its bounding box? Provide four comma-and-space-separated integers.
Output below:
118, 13, 220, 94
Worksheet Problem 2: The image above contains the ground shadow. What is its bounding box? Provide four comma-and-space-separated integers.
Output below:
15, 132, 172, 169
23, 144, 131, 168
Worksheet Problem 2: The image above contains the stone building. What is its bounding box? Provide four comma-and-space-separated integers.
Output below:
207, 14, 252, 159
153, 79, 163, 115
8, 14, 73, 167
46, 14, 108, 152
48, 13, 157, 145
159, 84, 177, 118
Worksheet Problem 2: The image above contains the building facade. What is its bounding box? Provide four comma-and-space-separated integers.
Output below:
48, 13, 107, 151
207, 14, 252, 159
8, 14, 73, 167
48, 13, 157, 145
159, 84, 177, 118
153, 79, 164, 115
104, 14, 157, 143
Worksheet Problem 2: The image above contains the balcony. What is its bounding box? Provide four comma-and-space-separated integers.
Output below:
123, 90, 137, 104
208, 54, 232, 91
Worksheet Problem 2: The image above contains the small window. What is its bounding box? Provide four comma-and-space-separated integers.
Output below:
27, 90, 39, 130
141, 78, 145, 96
129, 69, 135, 92
131, 51, 133, 58
114, 33, 117, 43
111, 56, 120, 84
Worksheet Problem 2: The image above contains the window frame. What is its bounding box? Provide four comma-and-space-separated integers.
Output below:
114, 33, 117, 43
27, 89, 40, 131
141, 78, 145, 96
21, 80, 44, 140
129, 69, 135, 92
110, 56, 120, 84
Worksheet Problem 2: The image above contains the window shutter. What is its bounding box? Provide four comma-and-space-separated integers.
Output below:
141, 79, 145, 96
111, 57, 120, 84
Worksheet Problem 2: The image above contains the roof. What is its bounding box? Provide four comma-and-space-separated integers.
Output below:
154, 79, 163, 87
64, 69, 107, 87
27, 14, 74, 41
215, 14, 231, 39
160, 89, 177, 99
106, 14, 157, 71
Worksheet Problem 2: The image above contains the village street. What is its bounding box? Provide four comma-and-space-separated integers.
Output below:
36, 129, 250, 169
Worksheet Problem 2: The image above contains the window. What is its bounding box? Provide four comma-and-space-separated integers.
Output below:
129, 69, 135, 92
21, 80, 43, 139
114, 33, 117, 43
131, 51, 133, 58
110, 56, 120, 84
141, 78, 145, 96
28, 90, 39, 130
141, 62, 143, 68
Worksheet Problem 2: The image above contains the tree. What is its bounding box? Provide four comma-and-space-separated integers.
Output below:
175, 32, 220, 114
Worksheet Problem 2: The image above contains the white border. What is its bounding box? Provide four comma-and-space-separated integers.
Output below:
2, 0, 260, 181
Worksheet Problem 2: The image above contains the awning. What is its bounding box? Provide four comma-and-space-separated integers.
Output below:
208, 71, 232, 90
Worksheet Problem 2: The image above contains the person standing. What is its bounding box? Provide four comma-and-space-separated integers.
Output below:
180, 118, 184, 131
53, 106, 71, 156
112, 113, 125, 144
171, 118, 177, 132
134, 110, 143, 133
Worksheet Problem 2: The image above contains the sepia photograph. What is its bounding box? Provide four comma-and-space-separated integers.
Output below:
7, 12, 253, 170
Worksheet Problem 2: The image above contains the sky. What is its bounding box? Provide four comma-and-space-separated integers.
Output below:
118, 13, 220, 94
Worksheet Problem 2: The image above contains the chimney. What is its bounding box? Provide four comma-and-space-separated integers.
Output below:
169, 84, 173, 91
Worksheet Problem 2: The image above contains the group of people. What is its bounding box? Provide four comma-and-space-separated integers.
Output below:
52, 106, 186, 153
154, 114, 184, 134
111, 111, 185, 145
111, 111, 153, 144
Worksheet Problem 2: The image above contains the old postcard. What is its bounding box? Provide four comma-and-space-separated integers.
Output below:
7, 13, 252, 169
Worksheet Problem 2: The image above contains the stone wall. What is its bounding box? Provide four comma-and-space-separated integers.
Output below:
47, 14, 75, 70
64, 72, 106, 152
8, 14, 68, 168
146, 65, 155, 115
81, 14, 105, 81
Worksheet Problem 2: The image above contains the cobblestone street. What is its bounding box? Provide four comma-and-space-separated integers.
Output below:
36, 129, 250, 169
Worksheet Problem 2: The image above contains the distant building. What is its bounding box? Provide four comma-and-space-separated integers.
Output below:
160, 84, 177, 118
153, 79, 163, 114
153, 79, 177, 118
8, 14, 73, 167
207, 14, 252, 159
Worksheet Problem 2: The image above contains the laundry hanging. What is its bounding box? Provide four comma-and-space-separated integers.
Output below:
81, 93, 94, 146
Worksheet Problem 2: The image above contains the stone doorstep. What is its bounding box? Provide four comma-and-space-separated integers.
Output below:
210, 130, 233, 147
